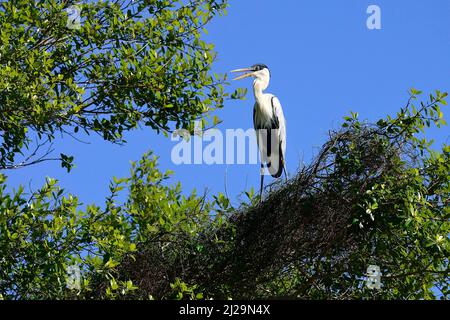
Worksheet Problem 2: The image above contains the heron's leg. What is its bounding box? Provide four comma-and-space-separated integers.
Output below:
260, 164, 265, 201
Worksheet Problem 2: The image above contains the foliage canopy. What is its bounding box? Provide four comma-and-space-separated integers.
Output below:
0, 0, 238, 170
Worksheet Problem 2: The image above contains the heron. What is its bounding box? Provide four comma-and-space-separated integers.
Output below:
231, 64, 287, 199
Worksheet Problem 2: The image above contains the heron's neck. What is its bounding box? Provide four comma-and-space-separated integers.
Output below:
253, 78, 268, 105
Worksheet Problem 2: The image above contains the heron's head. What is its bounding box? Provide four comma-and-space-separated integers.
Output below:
231, 64, 270, 83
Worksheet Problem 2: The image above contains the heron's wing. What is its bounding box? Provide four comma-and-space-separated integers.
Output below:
254, 96, 286, 177
270, 96, 286, 177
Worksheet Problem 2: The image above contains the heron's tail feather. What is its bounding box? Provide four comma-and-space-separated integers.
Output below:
270, 158, 283, 178
269, 143, 284, 178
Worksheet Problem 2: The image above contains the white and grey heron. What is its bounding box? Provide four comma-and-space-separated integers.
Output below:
231, 64, 287, 198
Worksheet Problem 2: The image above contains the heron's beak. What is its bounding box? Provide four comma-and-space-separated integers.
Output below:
230, 67, 255, 81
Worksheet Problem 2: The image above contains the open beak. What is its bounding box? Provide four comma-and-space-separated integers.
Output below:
230, 67, 255, 81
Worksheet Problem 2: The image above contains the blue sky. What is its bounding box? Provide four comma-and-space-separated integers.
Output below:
6, 0, 450, 207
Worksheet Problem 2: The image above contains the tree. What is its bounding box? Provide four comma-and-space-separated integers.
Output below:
0, 151, 229, 299
0, 0, 236, 299
0, 90, 447, 300
0, 0, 242, 171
